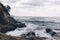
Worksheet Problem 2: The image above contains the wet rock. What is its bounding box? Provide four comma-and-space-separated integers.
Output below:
21, 31, 35, 38
46, 28, 52, 33
0, 32, 46, 40
46, 28, 56, 37
20, 31, 48, 40
49, 31, 56, 37
27, 31, 35, 37
15, 22, 26, 28
7, 16, 26, 28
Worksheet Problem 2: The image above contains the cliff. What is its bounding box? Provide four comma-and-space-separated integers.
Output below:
0, 2, 49, 40
0, 2, 26, 33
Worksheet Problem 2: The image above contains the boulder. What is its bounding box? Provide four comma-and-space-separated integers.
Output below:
0, 32, 46, 40
15, 22, 26, 28
27, 31, 35, 37
46, 28, 52, 33
20, 31, 48, 40
45, 28, 56, 37
21, 31, 35, 38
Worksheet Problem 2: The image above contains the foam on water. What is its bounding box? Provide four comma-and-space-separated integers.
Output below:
6, 23, 40, 36
5, 22, 56, 40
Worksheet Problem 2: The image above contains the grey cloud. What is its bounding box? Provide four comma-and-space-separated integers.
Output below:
21, 0, 60, 7
54, 1, 60, 5
1, 0, 60, 8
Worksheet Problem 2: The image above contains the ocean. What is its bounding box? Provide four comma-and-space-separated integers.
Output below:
5, 17, 60, 40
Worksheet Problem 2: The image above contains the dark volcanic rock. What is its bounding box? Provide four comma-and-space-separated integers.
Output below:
46, 28, 56, 37
15, 22, 26, 28
21, 31, 35, 38
27, 31, 35, 36
20, 31, 48, 40
46, 28, 52, 33
0, 2, 26, 33
0, 32, 46, 40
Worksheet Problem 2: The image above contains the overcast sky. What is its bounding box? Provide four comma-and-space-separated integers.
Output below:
0, 0, 60, 17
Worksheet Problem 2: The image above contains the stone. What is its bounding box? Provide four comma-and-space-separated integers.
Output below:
45, 28, 56, 37
0, 2, 26, 33
46, 28, 52, 33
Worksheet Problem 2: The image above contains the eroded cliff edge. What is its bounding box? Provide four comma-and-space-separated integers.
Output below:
0, 2, 26, 33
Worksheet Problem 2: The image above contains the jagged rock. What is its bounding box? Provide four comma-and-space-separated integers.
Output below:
21, 31, 35, 38
27, 31, 35, 37
0, 2, 26, 33
15, 22, 26, 28
49, 31, 56, 37
0, 32, 47, 40
46, 28, 52, 33
24, 32, 48, 40
46, 28, 56, 37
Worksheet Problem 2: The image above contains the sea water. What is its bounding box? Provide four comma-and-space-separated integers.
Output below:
6, 21, 58, 40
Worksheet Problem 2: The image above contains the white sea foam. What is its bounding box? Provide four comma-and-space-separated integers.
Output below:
6, 22, 56, 40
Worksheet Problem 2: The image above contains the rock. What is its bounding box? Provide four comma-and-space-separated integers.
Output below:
21, 31, 35, 38
27, 31, 35, 37
45, 28, 56, 37
0, 32, 47, 40
7, 16, 26, 28
20, 31, 48, 40
49, 31, 56, 37
15, 22, 26, 28
46, 28, 52, 33
0, 2, 26, 33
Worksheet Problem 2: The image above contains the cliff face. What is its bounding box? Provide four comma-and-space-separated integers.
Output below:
0, 2, 26, 33
0, 3, 10, 24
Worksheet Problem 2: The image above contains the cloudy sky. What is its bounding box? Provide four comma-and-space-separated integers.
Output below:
0, 0, 60, 17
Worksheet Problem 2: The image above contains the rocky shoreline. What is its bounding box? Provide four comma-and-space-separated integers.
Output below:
0, 2, 60, 40
0, 2, 49, 40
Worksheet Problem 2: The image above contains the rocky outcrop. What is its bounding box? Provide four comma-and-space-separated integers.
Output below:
0, 2, 26, 33
0, 32, 48, 40
20, 31, 35, 38
46, 28, 56, 37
